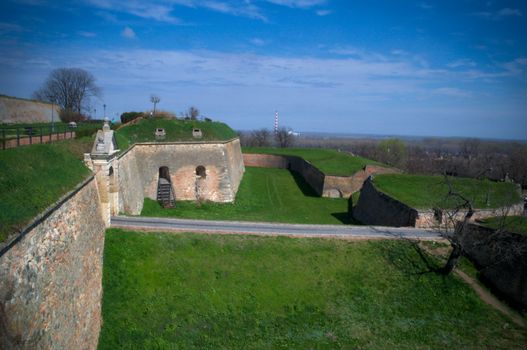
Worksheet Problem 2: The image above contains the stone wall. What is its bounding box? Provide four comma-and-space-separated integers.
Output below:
459, 223, 527, 309
0, 176, 105, 349
114, 139, 244, 215
243, 153, 398, 198
0, 96, 60, 124
116, 147, 144, 216
353, 177, 418, 227
353, 177, 524, 228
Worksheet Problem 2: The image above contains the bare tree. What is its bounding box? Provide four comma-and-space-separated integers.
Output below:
33, 68, 101, 114
275, 127, 295, 148
150, 95, 160, 116
185, 106, 200, 120
251, 128, 271, 147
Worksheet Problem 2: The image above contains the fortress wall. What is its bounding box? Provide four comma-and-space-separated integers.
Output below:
242, 153, 399, 198
354, 177, 524, 228
0, 176, 105, 350
116, 139, 244, 208
0, 96, 61, 124
353, 177, 418, 227
117, 147, 144, 215
223, 138, 245, 196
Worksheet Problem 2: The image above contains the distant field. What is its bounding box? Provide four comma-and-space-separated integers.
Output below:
242, 147, 386, 176
141, 167, 352, 225
99, 230, 527, 349
373, 174, 522, 209
0, 138, 92, 243
115, 117, 237, 151
480, 216, 527, 235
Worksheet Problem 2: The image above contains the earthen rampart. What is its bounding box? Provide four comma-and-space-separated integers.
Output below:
353, 177, 524, 228
243, 153, 399, 197
0, 176, 105, 349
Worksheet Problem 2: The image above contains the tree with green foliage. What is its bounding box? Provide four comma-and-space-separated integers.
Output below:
376, 138, 407, 168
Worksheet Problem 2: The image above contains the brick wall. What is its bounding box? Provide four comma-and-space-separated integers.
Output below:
0, 177, 105, 349
0, 96, 61, 124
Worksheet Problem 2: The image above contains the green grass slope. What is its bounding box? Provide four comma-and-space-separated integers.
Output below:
480, 216, 527, 235
115, 117, 237, 151
243, 147, 386, 176
99, 230, 527, 349
373, 174, 522, 210
0, 139, 91, 243
141, 166, 352, 224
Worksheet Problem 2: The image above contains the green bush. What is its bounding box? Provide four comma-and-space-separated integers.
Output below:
120, 111, 144, 124
59, 109, 87, 123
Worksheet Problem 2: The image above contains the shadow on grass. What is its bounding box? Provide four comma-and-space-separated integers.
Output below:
331, 212, 362, 225
378, 238, 443, 277
289, 170, 319, 197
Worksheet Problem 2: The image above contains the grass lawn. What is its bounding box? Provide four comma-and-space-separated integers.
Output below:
141, 167, 352, 225
115, 117, 237, 151
0, 137, 92, 243
373, 174, 522, 210
480, 216, 527, 235
99, 230, 527, 349
242, 147, 386, 176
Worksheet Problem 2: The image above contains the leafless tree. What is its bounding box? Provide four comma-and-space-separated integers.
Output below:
185, 106, 200, 120
251, 128, 271, 147
33, 68, 101, 114
275, 127, 295, 148
150, 95, 160, 116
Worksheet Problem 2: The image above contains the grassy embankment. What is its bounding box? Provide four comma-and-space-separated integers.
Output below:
99, 230, 527, 349
242, 147, 386, 176
142, 166, 352, 224
0, 138, 92, 243
373, 174, 522, 210
480, 216, 527, 235
115, 117, 237, 151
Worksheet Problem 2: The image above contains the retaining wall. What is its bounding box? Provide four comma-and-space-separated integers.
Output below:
0, 176, 105, 349
243, 153, 399, 198
0, 96, 60, 124
353, 177, 524, 228
460, 223, 527, 309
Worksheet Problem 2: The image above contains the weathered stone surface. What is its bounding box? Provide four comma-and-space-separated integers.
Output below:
0, 96, 60, 124
0, 177, 105, 350
116, 139, 244, 214
353, 177, 418, 227
459, 223, 527, 309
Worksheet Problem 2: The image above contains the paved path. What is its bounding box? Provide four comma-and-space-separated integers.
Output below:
111, 216, 442, 240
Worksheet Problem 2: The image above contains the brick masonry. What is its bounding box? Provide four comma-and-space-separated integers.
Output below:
0, 176, 105, 349
116, 139, 244, 215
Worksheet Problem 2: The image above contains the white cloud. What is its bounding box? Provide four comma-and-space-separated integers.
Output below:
77, 31, 97, 38
418, 2, 433, 10
315, 9, 332, 16
471, 7, 522, 21
447, 59, 476, 68
434, 87, 471, 98
250, 38, 267, 46
266, 0, 326, 8
85, 0, 182, 23
121, 26, 136, 39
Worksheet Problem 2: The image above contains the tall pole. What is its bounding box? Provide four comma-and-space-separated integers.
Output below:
103, 104, 107, 119
274, 110, 279, 134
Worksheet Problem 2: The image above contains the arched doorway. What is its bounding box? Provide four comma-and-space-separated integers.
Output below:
195, 165, 206, 201
157, 166, 175, 207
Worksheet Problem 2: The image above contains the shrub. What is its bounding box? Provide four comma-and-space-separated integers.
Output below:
120, 111, 144, 124
75, 126, 100, 139
59, 109, 87, 123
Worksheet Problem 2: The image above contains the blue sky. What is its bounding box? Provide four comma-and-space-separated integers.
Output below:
1, 0, 526, 139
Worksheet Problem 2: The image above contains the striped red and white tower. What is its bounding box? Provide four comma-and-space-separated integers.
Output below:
274, 110, 279, 134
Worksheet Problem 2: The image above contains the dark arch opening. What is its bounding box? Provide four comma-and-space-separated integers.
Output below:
159, 166, 170, 181
196, 165, 206, 179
